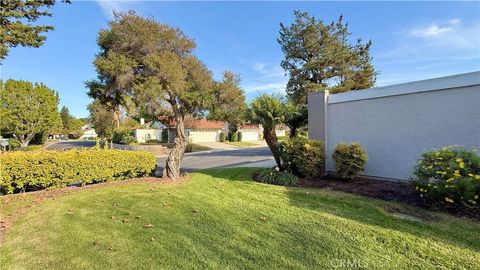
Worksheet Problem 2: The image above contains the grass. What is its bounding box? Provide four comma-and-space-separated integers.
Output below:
223, 141, 259, 147
186, 143, 212, 152
1, 168, 479, 269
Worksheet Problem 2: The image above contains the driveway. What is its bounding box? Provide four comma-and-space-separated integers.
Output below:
44, 140, 275, 172
156, 147, 275, 173
44, 140, 96, 150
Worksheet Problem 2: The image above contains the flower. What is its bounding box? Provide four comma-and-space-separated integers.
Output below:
445, 197, 454, 203
459, 162, 465, 169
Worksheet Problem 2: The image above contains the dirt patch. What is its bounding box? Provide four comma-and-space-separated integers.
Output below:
298, 175, 479, 220
0, 176, 188, 245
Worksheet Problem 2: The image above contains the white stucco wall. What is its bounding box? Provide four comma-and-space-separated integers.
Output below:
240, 130, 259, 141
188, 130, 221, 143
134, 129, 163, 143
309, 72, 480, 181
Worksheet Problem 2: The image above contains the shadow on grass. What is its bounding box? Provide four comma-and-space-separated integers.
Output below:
198, 168, 480, 254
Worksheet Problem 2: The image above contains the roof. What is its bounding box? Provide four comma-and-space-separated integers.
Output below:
160, 116, 259, 130
185, 118, 226, 129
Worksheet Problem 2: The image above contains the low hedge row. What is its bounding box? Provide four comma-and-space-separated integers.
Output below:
0, 149, 157, 194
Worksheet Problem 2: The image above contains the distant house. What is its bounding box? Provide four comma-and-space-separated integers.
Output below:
80, 124, 97, 139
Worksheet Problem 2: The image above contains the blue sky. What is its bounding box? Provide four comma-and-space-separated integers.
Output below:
2, 1, 479, 118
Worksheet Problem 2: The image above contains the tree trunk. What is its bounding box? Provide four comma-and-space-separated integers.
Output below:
263, 128, 282, 169
163, 115, 188, 180
14, 134, 30, 148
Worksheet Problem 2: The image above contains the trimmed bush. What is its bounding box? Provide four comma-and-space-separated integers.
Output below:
185, 143, 193, 153
237, 131, 242, 142
230, 132, 238, 142
112, 129, 136, 145
219, 132, 226, 142
279, 137, 325, 178
31, 132, 48, 145
414, 146, 480, 207
332, 143, 368, 180
0, 149, 157, 194
256, 167, 298, 186
161, 129, 169, 143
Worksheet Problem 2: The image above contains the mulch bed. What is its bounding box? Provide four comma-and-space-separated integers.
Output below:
298, 175, 480, 220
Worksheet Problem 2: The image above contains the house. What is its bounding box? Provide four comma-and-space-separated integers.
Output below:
80, 124, 97, 139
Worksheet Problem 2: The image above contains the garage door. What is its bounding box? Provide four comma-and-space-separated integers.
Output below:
189, 130, 219, 143
240, 130, 259, 141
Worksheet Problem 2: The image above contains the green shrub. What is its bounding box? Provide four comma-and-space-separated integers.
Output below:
332, 142, 368, 180
112, 129, 136, 145
67, 130, 82, 139
31, 132, 48, 145
256, 168, 298, 186
279, 137, 324, 178
219, 132, 226, 142
230, 132, 238, 142
161, 129, 169, 143
8, 139, 21, 150
414, 146, 480, 207
185, 143, 193, 153
237, 131, 242, 142
277, 135, 287, 141
0, 149, 157, 194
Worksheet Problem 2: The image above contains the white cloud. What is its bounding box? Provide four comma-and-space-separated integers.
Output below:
244, 81, 287, 93
242, 62, 287, 95
96, 0, 135, 18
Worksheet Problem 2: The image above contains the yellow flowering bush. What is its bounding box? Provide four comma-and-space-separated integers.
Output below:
414, 146, 480, 207
279, 137, 324, 178
0, 149, 157, 194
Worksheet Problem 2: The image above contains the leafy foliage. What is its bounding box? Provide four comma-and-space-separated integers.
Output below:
332, 143, 368, 180
414, 146, 480, 207
279, 137, 325, 178
88, 100, 115, 139
237, 131, 242, 142
161, 128, 169, 143
60, 106, 84, 136
0, 79, 62, 147
87, 11, 217, 179
209, 71, 246, 130
0, 0, 70, 61
0, 149, 157, 194
112, 129, 137, 145
255, 167, 298, 186
219, 132, 226, 142
247, 94, 285, 168
278, 11, 376, 104
284, 102, 307, 138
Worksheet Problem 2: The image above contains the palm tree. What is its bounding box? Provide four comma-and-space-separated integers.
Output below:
248, 94, 285, 168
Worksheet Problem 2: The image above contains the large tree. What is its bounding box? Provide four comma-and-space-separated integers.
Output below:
0, 0, 70, 61
88, 11, 215, 179
208, 71, 246, 132
247, 94, 285, 168
0, 79, 61, 147
60, 105, 84, 136
278, 11, 376, 104
88, 100, 115, 139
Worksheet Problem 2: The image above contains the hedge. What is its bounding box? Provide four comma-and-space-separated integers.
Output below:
0, 149, 157, 194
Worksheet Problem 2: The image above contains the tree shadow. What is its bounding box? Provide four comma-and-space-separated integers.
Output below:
198, 168, 480, 254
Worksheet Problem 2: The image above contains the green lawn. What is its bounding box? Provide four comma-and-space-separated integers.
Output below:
223, 141, 259, 147
1, 168, 479, 269
186, 143, 212, 152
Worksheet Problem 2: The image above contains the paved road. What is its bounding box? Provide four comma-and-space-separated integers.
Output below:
44, 140, 96, 150
157, 147, 275, 173
44, 140, 275, 172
